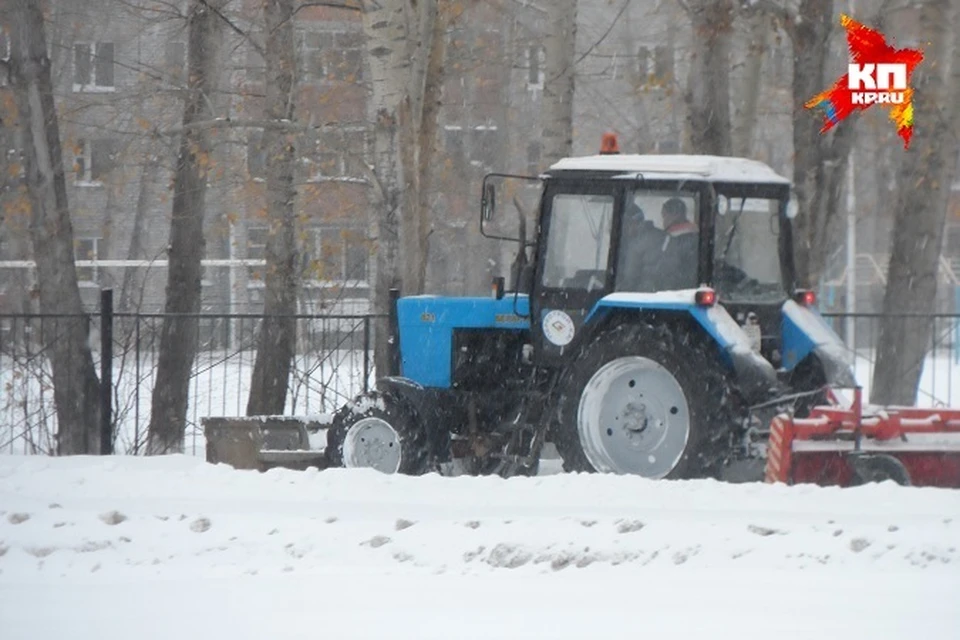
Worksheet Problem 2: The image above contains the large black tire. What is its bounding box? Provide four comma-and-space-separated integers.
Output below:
788, 356, 828, 418
325, 391, 431, 475
554, 322, 737, 479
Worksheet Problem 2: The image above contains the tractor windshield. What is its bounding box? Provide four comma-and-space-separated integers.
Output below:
714, 196, 786, 302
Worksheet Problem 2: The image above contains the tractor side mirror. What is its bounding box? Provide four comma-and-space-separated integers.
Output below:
482, 183, 497, 221
717, 195, 729, 216
786, 192, 799, 219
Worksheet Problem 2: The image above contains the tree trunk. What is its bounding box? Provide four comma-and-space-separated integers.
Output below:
146, 0, 223, 454
246, 0, 298, 416
8, 0, 101, 455
870, 0, 958, 406
731, 10, 766, 157
413, 1, 454, 290
541, 0, 577, 165
362, 0, 438, 376
684, 0, 734, 156
788, 0, 857, 289
119, 151, 162, 314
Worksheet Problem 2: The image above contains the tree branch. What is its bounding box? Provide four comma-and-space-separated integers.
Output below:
741, 0, 796, 39
160, 117, 339, 136
294, 1, 363, 15
198, 0, 264, 57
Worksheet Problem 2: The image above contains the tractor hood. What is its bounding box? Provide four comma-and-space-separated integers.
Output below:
395, 295, 530, 387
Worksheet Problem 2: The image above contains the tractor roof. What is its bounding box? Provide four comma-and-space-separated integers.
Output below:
547, 154, 791, 186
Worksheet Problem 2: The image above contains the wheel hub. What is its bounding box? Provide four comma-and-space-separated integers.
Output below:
341, 417, 402, 474
577, 356, 691, 478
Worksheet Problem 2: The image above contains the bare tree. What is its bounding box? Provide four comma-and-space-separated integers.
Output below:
751, 0, 856, 287
541, 0, 577, 165
362, 0, 439, 373
731, 8, 768, 157
246, 0, 299, 415
146, 0, 225, 454
683, 0, 734, 155
6, 0, 102, 455
871, 0, 959, 405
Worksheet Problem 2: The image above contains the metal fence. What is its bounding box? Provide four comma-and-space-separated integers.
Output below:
1, 297, 957, 457
821, 312, 959, 409
1, 291, 379, 456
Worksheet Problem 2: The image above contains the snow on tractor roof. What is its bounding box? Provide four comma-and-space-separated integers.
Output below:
548, 154, 791, 185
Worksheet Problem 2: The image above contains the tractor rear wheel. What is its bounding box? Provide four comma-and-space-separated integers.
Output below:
326, 391, 430, 475
554, 323, 736, 479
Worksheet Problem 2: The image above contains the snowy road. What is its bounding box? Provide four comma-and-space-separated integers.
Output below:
1, 455, 958, 639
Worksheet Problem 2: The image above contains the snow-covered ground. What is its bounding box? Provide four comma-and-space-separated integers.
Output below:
1, 454, 957, 639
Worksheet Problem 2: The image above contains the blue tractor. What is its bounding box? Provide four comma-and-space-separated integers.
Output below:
325, 142, 855, 479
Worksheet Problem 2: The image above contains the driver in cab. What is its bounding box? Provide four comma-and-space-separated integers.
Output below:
659, 197, 698, 290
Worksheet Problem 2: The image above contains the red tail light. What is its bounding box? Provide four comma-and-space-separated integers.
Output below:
794, 289, 817, 307
695, 288, 717, 306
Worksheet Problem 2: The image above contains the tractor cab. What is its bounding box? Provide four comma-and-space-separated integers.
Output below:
482, 140, 846, 390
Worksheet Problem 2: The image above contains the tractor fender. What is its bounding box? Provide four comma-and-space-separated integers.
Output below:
585, 292, 778, 403
780, 300, 856, 386
376, 376, 432, 419
375, 376, 446, 459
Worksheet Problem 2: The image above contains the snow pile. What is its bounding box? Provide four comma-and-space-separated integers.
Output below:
1, 455, 958, 639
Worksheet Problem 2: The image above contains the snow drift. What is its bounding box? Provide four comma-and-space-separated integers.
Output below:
0, 454, 957, 639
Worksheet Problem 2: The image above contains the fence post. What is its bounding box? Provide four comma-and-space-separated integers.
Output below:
100, 288, 113, 455
388, 288, 401, 377
363, 316, 371, 393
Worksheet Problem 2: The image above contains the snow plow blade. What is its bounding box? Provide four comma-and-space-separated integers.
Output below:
764, 388, 960, 488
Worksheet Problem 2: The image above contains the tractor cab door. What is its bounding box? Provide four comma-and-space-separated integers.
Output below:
530, 181, 621, 364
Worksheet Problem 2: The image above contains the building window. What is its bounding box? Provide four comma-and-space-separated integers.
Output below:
246, 226, 268, 282
443, 124, 499, 171
245, 43, 264, 84
305, 127, 366, 181
301, 30, 363, 83
73, 42, 115, 91
305, 226, 368, 283
470, 125, 498, 170
526, 45, 545, 87
637, 45, 650, 80
638, 45, 673, 88
526, 141, 541, 175
653, 45, 673, 81
74, 138, 117, 184
74, 237, 100, 284
655, 137, 679, 154
247, 131, 266, 179
164, 41, 185, 83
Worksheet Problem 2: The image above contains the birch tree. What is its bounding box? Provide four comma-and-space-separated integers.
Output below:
683, 0, 734, 156
362, 0, 440, 373
731, 9, 767, 157
752, 0, 856, 287
6, 0, 102, 455
541, 0, 577, 165
871, 0, 959, 405
146, 0, 224, 454
246, 0, 298, 416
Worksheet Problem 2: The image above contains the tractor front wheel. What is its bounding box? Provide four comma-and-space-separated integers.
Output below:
326, 391, 430, 475
554, 323, 735, 479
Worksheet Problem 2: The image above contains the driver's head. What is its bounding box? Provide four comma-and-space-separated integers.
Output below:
661, 197, 688, 228
627, 201, 645, 221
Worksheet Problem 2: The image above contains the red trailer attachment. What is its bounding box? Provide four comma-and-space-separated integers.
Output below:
765, 388, 960, 488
